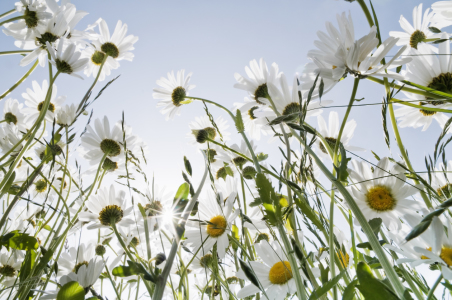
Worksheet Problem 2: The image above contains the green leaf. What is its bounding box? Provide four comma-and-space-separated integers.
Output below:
405, 220, 431, 242
342, 279, 358, 300
371, 151, 381, 161
318, 78, 324, 100
368, 218, 383, 237
184, 156, 192, 176
308, 270, 345, 300
112, 265, 138, 277
319, 263, 329, 284
356, 240, 387, 251
286, 123, 316, 135
433, 38, 448, 44
429, 27, 441, 33
356, 262, 400, 300
235, 109, 245, 133
239, 259, 263, 292
256, 152, 268, 161
334, 143, 350, 182
57, 281, 85, 300
174, 183, 190, 201
0, 231, 39, 251
255, 173, 279, 225
19, 250, 37, 282
1, 171, 16, 198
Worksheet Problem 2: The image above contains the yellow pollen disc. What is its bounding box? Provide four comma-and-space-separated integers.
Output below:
440, 246, 452, 266
365, 185, 396, 212
269, 261, 293, 285
421, 247, 432, 260
206, 215, 227, 237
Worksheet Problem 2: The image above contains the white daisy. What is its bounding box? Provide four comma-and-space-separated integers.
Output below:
56, 103, 77, 126
153, 70, 195, 120
0, 249, 24, 287
394, 40, 452, 133
79, 185, 134, 230
389, 4, 442, 53
184, 190, 239, 258
188, 115, 230, 146
234, 97, 271, 140
219, 140, 257, 170
81, 44, 119, 82
347, 157, 422, 230
22, 80, 66, 124
57, 243, 96, 277
314, 111, 364, 159
430, 160, 452, 200
236, 241, 297, 300
301, 12, 355, 97
2, 0, 52, 41
234, 58, 281, 105
3, 98, 28, 132
432, 0, 452, 27
0, 124, 26, 156
47, 37, 88, 79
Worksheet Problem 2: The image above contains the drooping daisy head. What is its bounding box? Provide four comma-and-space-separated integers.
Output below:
154, 70, 195, 120
3, 98, 28, 133
234, 58, 281, 105
237, 241, 297, 300
47, 38, 88, 79
0, 249, 24, 287
347, 157, 422, 230
188, 115, 230, 146
234, 97, 272, 140
79, 185, 134, 230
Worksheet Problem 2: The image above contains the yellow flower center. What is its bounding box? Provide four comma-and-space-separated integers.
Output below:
365, 185, 396, 212
206, 215, 227, 237
440, 246, 452, 267
269, 261, 293, 285
337, 251, 350, 268
421, 247, 432, 260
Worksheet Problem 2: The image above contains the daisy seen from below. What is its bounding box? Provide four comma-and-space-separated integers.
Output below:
56, 103, 77, 127
234, 58, 281, 105
347, 157, 422, 230
2, 0, 51, 41
82, 44, 119, 82
154, 70, 195, 120
394, 40, 452, 133
236, 241, 297, 300
0, 249, 24, 287
184, 190, 239, 258
315, 111, 364, 159
57, 243, 96, 277
301, 12, 355, 97
79, 185, 134, 230
234, 97, 271, 140
47, 37, 88, 79
22, 80, 65, 124
430, 160, 452, 199
389, 4, 442, 52
432, 0, 452, 27
188, 115, 230, 146
3, 98, 27, 133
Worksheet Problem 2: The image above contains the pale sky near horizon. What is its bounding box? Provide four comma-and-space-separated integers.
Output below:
0, 0, 441, 199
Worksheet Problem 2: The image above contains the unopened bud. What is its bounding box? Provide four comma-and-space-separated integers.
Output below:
242, 166, 257, 180
95, 244, 106, 256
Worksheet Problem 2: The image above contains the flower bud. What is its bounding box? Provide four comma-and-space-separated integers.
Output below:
95, 244, 106, 256
242, 166, 257, 180
154, 253, 166, 266
192, 129, 209, 144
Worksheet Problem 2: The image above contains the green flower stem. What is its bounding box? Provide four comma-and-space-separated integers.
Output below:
391, 98, 452, 114
0, 50, 32, 56
287, 126, 407, 298
188, 96, 262, 173
0, 58, 39, 100
0, 9, 16, 20
426, 274, 442, 300
277, 224, 308, 300
152, 152, 209, 300
356, 0, 375, 26
111, 221, 135, 262
86, 153, 108, 198
366, 76, 446, 100
0, 15, 24, 27
386, 81, 433, 209
103, 257, 123, 300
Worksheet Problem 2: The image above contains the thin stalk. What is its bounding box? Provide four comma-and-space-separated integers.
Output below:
0, 58, 39, 100
391, 98, 452, 114
0, 50, 32, 56
0, 15, 24, 27
426, 274, 442, 300
104, 258, 123, 300
356, 0, 375, 26
0, 9, 16, 20
112, 221, 135, 262
86, 153, 108, 198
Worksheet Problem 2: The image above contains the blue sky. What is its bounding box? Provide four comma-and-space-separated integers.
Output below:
0, 0, 440, 192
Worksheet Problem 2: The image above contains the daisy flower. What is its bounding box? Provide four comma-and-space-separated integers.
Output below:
0, 124, 26, 156
79, 116, 125, 165
3, 98, 28, 132
2, 0, 52, 41
234, 97, 271, 140
184, 190, 239, 258
58, 243, 96, 277
34, 139, 65, 162
256, 74, 331, 139
136, 185, 173, 233
234, 58, 281, 105
153, 70, 195, 120
188, 115, 230, 146
79, 185, 134, 230
315, 111, 364, 159
394, 40, 452, 133
47, 38, 88, 79
389, 4, 442, 52
430, 160, 452, 200
82, 44, 119, 82
236, 241, 297, 300
219, 140, 257, 170
0, 249, 24, 287
301, 12, 355, 97
56, 103, 77, 127
321, 27, 409, 81
347, 157, 422, 230
88, 18, 138, 62
432, 0, 452, 27
22, 80, 65, 124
